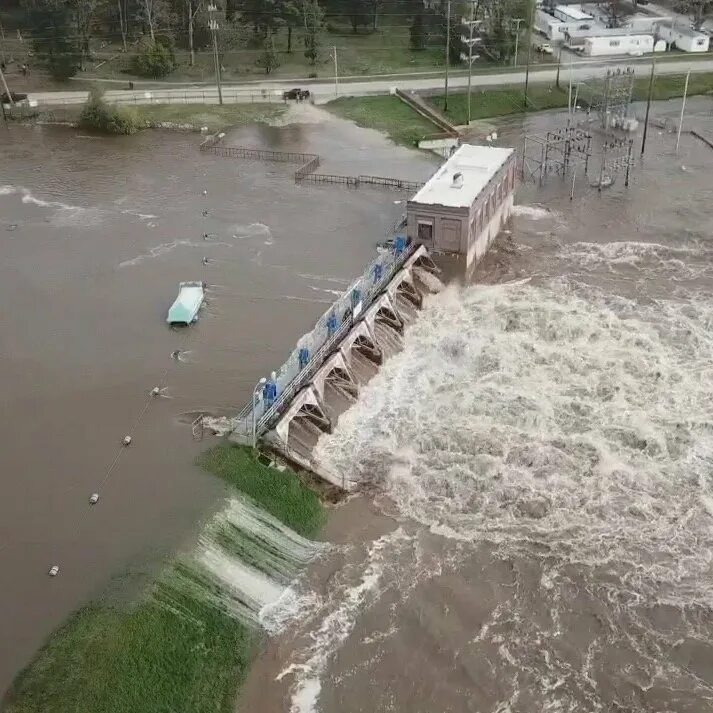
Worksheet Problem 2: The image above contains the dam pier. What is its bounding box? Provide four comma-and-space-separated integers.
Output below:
230, 144, 518, 488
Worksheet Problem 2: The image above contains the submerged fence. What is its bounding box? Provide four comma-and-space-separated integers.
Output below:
199, 136, 423, 192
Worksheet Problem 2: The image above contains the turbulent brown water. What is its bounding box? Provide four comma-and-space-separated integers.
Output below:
0, 111, 436, 693
238, 100, 713, 713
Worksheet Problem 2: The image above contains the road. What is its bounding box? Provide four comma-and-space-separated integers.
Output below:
25, 55, 713, 107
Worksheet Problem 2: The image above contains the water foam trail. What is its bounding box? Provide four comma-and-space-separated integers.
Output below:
310, 276, 713, 710
166, 496, 324, 630
119, 239, 212, 267
277, 528, 413, 713
512, 204, 555, 220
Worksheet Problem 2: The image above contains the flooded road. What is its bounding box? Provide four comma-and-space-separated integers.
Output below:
0, 110, 437, 693
240, 100, 713, 713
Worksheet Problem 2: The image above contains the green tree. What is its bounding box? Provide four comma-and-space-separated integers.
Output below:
301, 0, 323, 65
255, 30, 280, 72
79, 84, 140, 134
131, 37, 177, 76
331, 0, 371, 33
27, 2, 81, 80
675, 0, 713, 29
409, 12, 426, 49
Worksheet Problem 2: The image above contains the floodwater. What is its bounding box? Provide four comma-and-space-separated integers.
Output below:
239, 99, 713, 713
0, 108, 436, 694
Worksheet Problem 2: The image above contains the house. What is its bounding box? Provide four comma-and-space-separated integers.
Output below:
407, 144, 517, 276
656, 21, 710, 52
582, 31, 655, 55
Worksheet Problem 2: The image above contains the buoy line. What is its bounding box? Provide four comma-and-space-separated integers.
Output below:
47, 368, 169, 577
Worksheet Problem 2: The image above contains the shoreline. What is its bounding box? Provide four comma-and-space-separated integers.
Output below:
2, 445, 327, 713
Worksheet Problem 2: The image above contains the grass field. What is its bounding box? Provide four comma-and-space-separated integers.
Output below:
431, 71, 713, 125
326, 94, 437, 145
134, 103, 286, 131
3, 445, 325, 713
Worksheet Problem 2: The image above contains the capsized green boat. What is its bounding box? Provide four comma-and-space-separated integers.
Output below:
167, 281, 205, 326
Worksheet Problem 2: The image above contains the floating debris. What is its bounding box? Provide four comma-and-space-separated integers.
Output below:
89, 493, 99, 505
151, 386, 161, 396
122, 435, 132, 446
48, 565, 60, 577
171, 349, 181, 360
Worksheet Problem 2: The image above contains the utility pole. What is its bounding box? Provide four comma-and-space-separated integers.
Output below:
675, 69, 690, 154
640, 59, 655, 156
523, 0, 535, 112
208, 4, 223, 106
461, 3, 482, 125
0, 17, 7, 66
332, 45, 338, 97
0, 64, 13, 108
444, 0, 451, 112
511, 18, 525, 67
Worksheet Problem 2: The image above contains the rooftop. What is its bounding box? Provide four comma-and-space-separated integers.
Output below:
555, 4, 594, 20
409, 144, 514, 209
657, 19, 709, 37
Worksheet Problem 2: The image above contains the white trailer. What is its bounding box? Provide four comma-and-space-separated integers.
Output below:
583, 34, 654, 56
656, 22, 710, 52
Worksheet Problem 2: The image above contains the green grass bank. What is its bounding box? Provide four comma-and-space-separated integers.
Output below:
326, 94, 436, 146
3, 445, 324, 713
433, 71, 713, 125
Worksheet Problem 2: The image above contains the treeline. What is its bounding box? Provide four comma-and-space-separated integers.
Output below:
7, 0, 532, 81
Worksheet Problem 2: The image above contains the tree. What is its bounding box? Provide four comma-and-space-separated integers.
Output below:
279, 0, 301, 53
131, 37, 176, 75
116, 0, 129, 51
255, 30, 280, 72
371, 0, 382, 30
231, 0, 281, 38
410, 11, 426, 49
185, 0, 203, 65
139, 0, 170, 42
675, 0, 713, 29
333, 0, 371, 33
301, 0, 323, 65
70, 0, 99, 67
27, 2, 81, 80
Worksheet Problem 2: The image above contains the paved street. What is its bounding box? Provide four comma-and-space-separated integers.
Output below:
24, 56, 713, 107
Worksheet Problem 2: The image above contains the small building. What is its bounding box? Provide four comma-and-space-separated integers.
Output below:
583, 33, 654, 55
536, 8, 596, 41
656, 21, 710, 52
407, 144, 517, 276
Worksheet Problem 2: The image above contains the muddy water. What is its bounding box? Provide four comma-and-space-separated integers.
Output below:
0, 111, 436, 693
241, 100, 713, 713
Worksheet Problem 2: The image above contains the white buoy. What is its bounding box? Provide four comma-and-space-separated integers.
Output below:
48, 565, 60, 577
151, 386, 160, 396
202, 189, 208, 196
122, 435, 132, 446
89, 493, 99, 505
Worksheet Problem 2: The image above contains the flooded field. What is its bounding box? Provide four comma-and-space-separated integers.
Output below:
0, 109, 436, 693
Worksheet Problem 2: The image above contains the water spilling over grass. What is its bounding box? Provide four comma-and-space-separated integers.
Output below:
3, 445, 325, 713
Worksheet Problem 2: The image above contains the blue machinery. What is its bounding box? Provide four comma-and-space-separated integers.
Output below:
231, 239, 417, 447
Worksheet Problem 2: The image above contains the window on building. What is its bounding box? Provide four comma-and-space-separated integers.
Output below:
417, 220, 434, 242
610, 40, 620, 47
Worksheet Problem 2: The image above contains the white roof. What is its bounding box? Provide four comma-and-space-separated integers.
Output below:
410, 144, 514, 209
658, 20, 708, 38
555, 4, 593, 20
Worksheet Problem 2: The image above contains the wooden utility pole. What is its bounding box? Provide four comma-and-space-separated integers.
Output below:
208, 4, 223, 105
333, 45, 338, 97
0, 65, 14, 106
444, 0, 451, 112
640, 59, 655, 156
675, 69, 690, 153
523, 0, 535, 111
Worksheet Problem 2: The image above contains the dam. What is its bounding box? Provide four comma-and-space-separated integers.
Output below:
230, 143, 517, 488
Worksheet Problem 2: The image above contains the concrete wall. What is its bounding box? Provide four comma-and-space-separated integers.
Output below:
407, 153, 517, 276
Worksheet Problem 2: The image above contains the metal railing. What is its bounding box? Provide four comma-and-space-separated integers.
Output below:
231, 242, 418, 441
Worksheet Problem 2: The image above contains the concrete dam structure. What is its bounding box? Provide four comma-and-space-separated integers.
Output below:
229, 143, 517, 490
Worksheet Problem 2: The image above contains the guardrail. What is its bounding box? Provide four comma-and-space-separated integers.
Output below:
232, 242, 419, 441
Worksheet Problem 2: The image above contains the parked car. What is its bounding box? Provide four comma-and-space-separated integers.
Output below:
282, 87, 310, 102
1, 91, 28, 105
535, 42, 554, 54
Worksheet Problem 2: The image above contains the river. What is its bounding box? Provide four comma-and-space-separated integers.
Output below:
0, 108, 436, 694
238, 100, 713, 713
